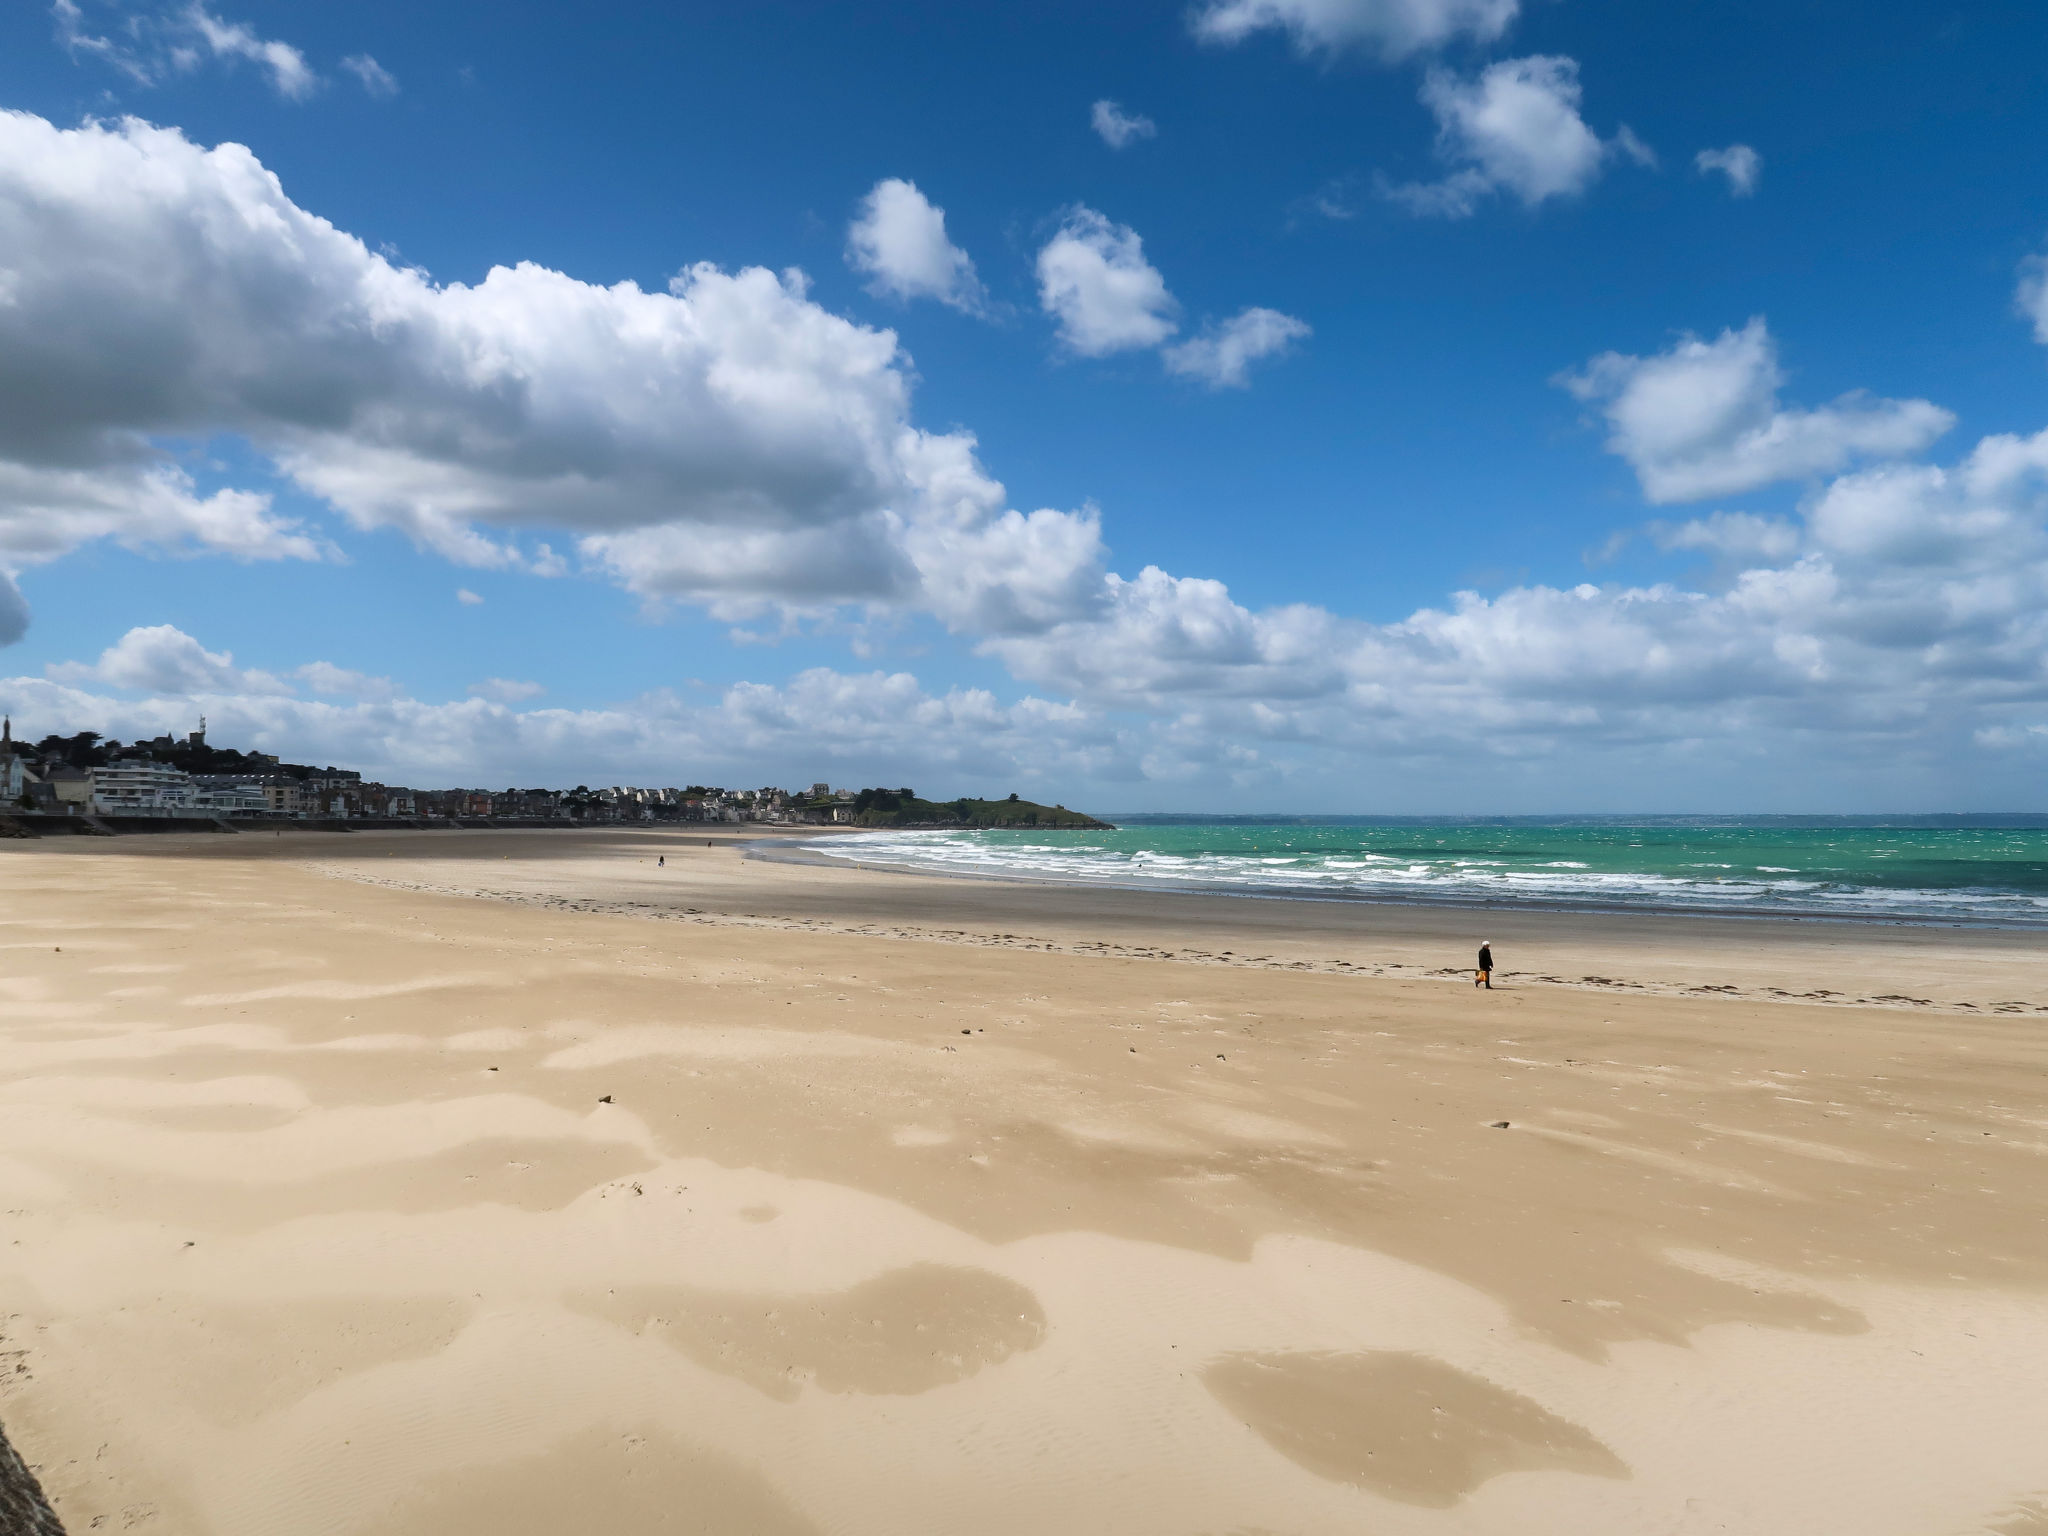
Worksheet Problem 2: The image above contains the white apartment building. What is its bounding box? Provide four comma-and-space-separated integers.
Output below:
90, 760, 197, 815
192, 782, 268, 814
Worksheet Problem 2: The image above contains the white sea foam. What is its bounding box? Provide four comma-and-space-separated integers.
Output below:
805, 829, 2048, 926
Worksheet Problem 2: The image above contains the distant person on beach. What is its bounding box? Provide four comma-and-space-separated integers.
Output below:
1475, 941, 1493, 990
657, 855, 664, 867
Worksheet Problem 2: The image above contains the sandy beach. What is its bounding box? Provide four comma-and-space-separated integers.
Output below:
2, 826, 2047, 1534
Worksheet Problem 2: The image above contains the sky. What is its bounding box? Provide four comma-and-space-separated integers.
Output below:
1, 0, 2047, 810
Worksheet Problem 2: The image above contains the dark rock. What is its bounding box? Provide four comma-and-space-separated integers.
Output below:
0, 1417, 65, 1536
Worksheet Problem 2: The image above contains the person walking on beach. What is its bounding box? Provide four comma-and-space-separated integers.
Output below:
657, 855, 664, 868
1475, 941, 1493, 990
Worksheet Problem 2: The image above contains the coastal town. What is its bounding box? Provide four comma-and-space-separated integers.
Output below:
0, 718, 1108, 831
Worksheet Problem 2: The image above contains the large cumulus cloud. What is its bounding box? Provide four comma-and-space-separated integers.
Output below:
1562, 318, 1953, 502
976, 418, 2048, 779
0, 110, 1104, 628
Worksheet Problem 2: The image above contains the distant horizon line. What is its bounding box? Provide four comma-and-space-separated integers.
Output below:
1086, 810, 2048, 823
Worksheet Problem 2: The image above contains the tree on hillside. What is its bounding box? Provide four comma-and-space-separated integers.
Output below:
33, 732, 107, 767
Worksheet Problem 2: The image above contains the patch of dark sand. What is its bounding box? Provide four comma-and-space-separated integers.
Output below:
1987, 1497, 2048, 1535
571, 1262, 1044, 1402
1203, 1350, 1626, 1507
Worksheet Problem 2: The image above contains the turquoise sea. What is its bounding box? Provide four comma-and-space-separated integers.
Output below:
808, 816, 2048, 926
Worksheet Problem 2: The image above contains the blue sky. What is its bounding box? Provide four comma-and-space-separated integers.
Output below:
1, 0, 2047, 809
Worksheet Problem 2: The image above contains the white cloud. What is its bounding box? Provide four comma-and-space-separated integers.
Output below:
1294, 176, 1364, 223
1036, 208, 1179, 356
1696, 143, 1760, 197
714, 669, 1127, 784
0, 574, 27, 647
2016, 250, 2048, 346
455, 588, 484, 606
1090, 100, 1157, 149
297, 661, 397, 699
469, 677, 545, 703
340, 54, 397, 98
48, 623, 290, 695
920, 394, 2048, 800
1975, 721, 2048, 751
973, 441, 2048, 772
0, 111, 1302, 664
2, 636, 1141, 792
51, 0, 154, 84
1389, 56, 1643, 218
0, 459, 324, 571
1033, 210, 1305, 388
0, 112, 1106, 639
22, 401, 2048, 811
185, 5, 316, 98
1612, 125, 1658, 171
1962, 421, 2048, 502
845, 178, 985, 313
985, 565, 1347, 705
14, 110, 2048, 805
1191, 0, 1518, 61
1163, 307, 1312, 389
59, 2, 320, 99
1561, 318, 1955, 502
897, 501, 1111, 637
1653, 510, 1800, 564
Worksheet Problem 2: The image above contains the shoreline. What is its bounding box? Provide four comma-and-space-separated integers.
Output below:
24, 816, 2048, 935
749, 827, 2048, 934
318, 861, 2048, 1017
237, 825, 2048, 1017
18, 824, 2044, 1013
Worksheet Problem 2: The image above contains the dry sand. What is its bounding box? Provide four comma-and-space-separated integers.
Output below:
1, 826, 2046, 1534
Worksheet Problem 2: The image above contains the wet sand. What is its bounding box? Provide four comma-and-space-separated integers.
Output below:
2, 827, 2046, 1533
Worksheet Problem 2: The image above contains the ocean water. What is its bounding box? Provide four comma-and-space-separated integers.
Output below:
806, 816, 2048, 926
